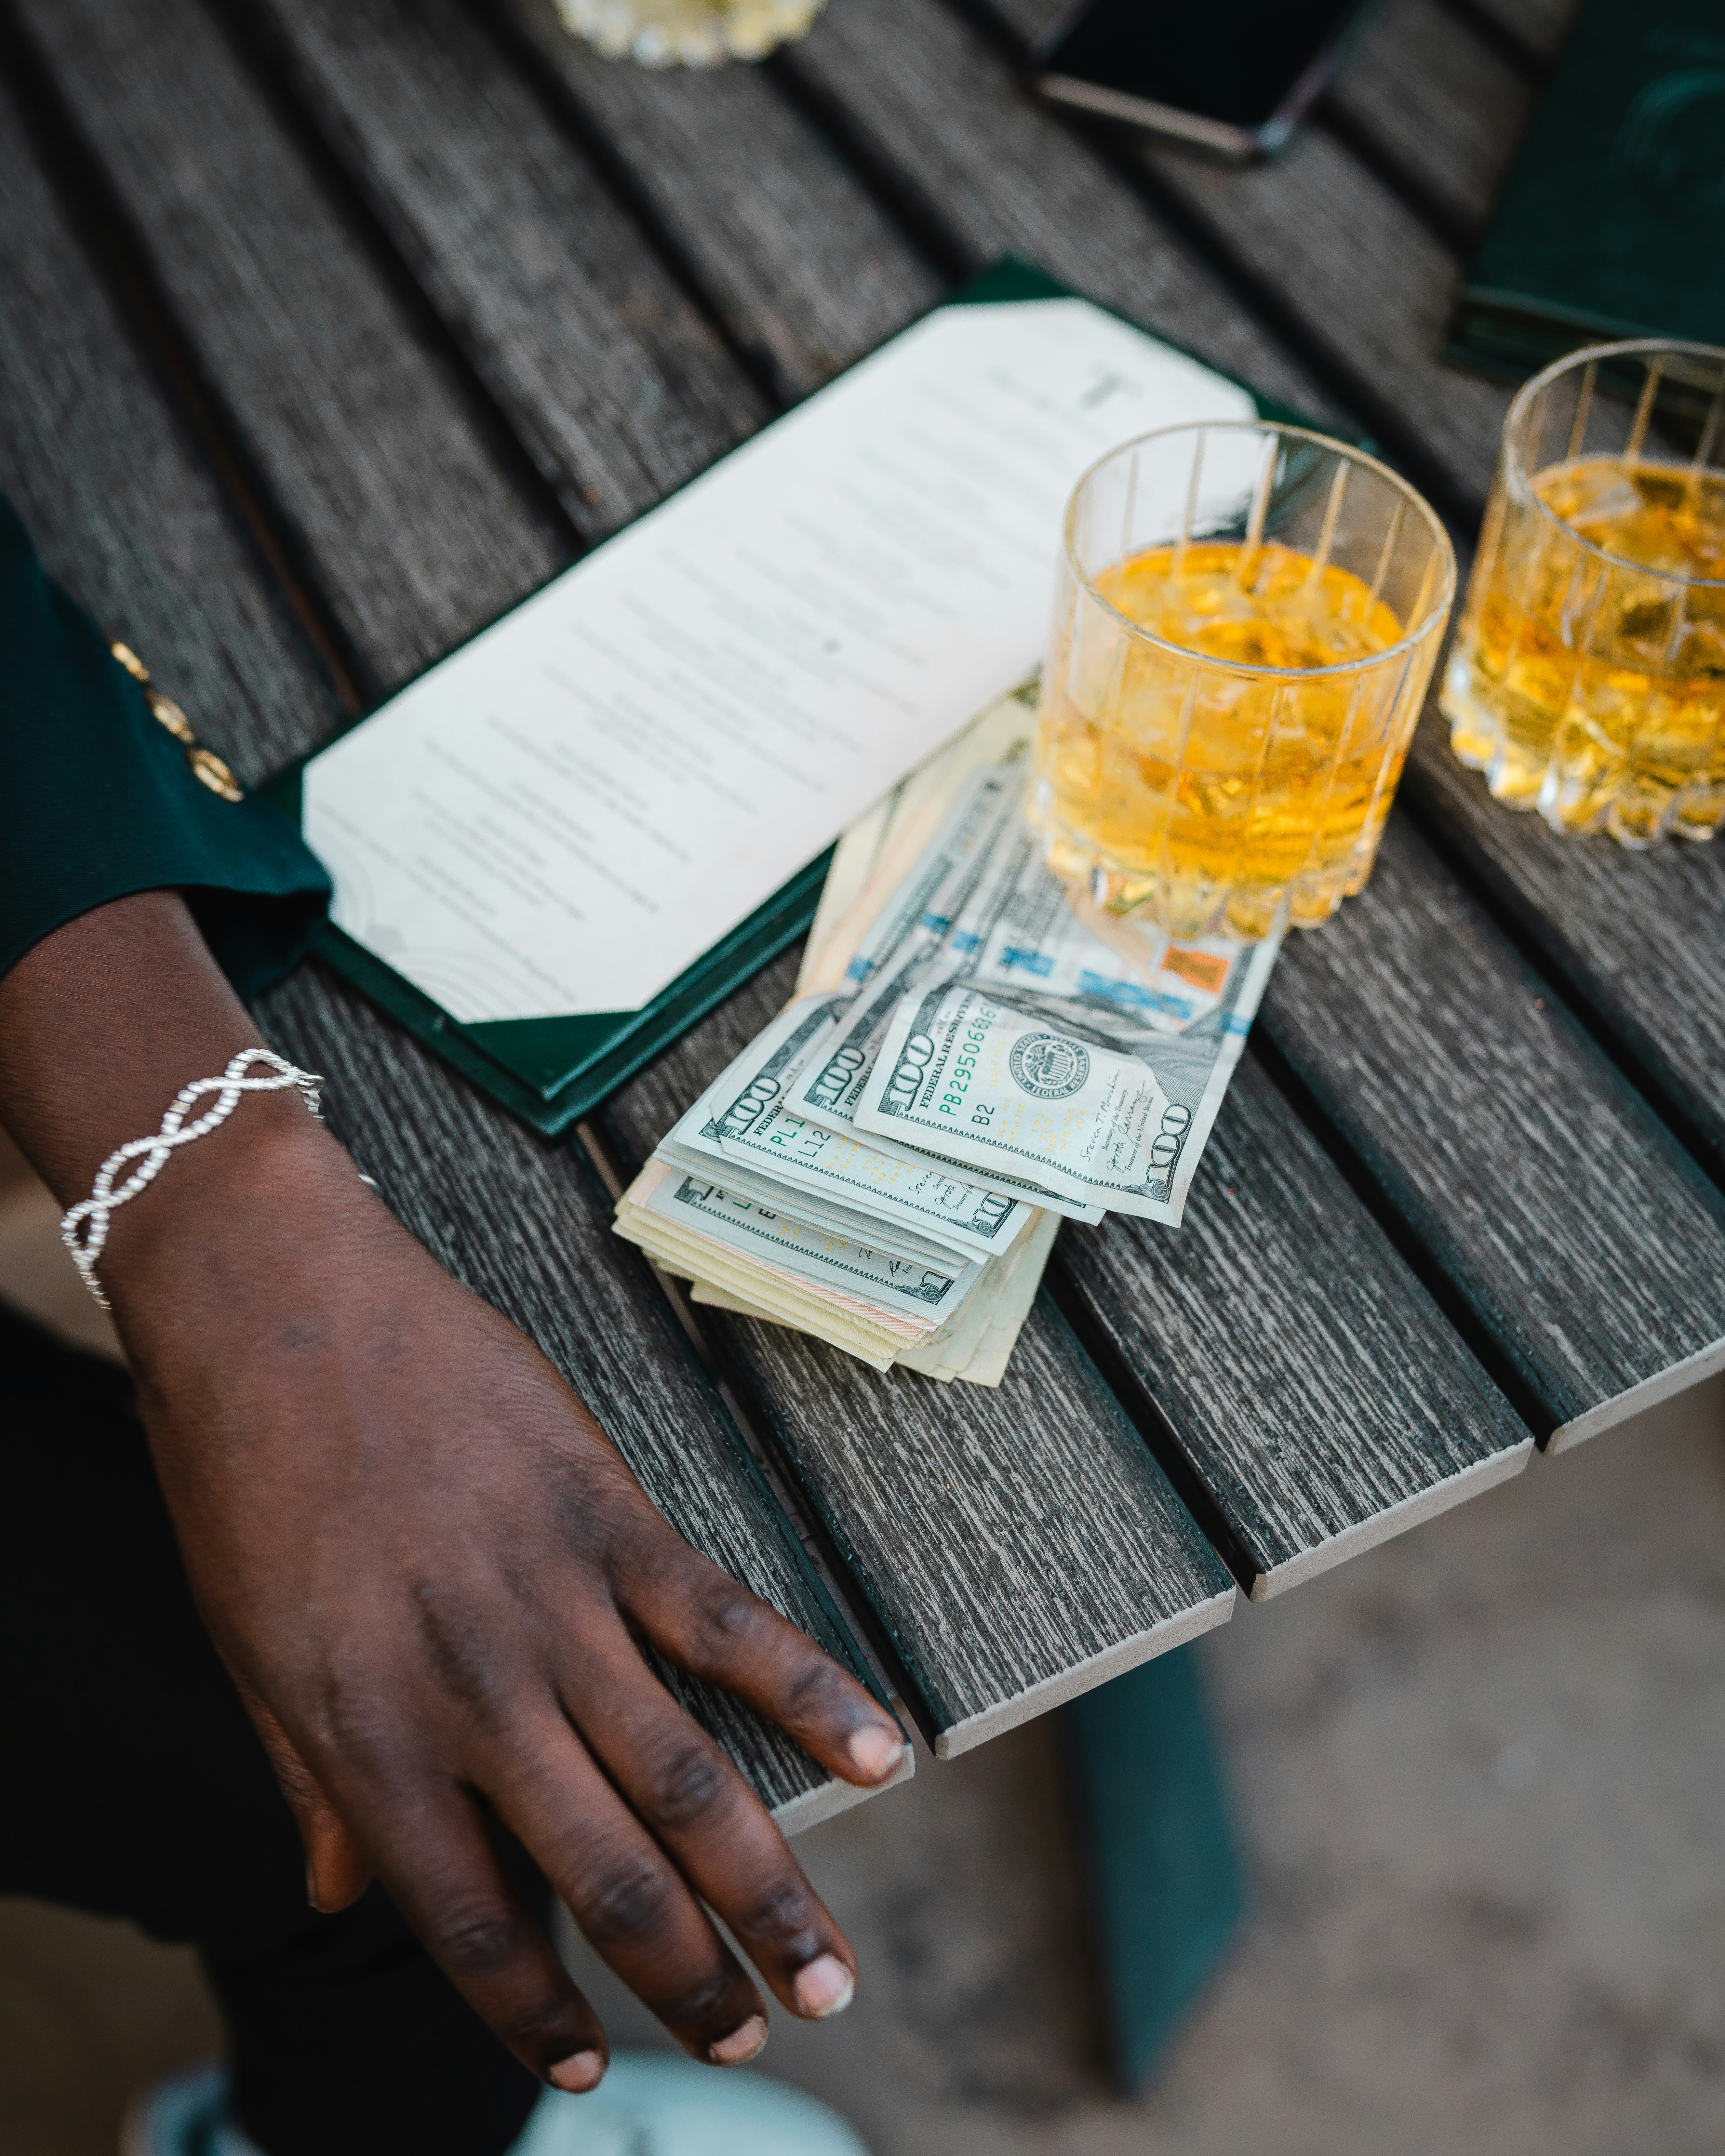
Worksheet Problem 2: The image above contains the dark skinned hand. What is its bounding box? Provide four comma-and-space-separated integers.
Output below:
0, 891, 905, 2093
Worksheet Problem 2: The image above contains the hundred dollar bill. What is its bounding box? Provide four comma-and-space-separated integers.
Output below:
933, 1205, 1063, 1387
678, 1196, 1055, 1382
854, 953, 1276, 1223
798, 682, 1039, 997
652, 1141, 974, 1270
681, 1205, 1060, 1384
793, 779, 1243, 1196
697, 986, 849, 1143
854, 983, 1175, 1217
639, 1165, 982, 1324
673, 994, 1036, 1259
675, 1100, 1030, 1261
893, 1205, 1059, 1384
621, 1217, 908, 1370
786, 952, 1105, 1224
842, 760, 1021, 988
794, 948, 946, 1126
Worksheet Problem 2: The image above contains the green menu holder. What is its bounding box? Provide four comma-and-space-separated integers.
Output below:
267, 259, 1320, 1137
1450, 0, 1725, 380
269, 748, 831, 1137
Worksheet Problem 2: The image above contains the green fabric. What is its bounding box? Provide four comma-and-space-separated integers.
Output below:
0, 493, 329, 1001
1063, 1645, 1246, 2089
1451, 0, 1725, 378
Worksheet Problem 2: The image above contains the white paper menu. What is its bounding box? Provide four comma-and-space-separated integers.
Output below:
302, 299, 1253, 1022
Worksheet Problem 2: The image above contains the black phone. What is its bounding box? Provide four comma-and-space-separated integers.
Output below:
1030, 0, 1387, 162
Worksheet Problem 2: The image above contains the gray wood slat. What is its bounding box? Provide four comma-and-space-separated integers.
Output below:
0, 55, 879, 1828
1051, 1058, 1532, 1600
782, 0, 1343, 427
1261, 816, 1725, 1452
1405, 711, 1725, 1220
969, 0, 1725, 1447
1272, 0, 1725, 1433
1325, 0, 1537, 236
497, 0, 943, 401
598, 957, 1236, 1755
720, 1297, 1235, 1757
233, 0, 769, 536
11, 0, 560, 692
1021, 0, 1725, 1447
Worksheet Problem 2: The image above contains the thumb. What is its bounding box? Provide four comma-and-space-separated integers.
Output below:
243, 1684, 375, 1913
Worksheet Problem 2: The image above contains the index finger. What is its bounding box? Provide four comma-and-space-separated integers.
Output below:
624, 1541, 907, 1787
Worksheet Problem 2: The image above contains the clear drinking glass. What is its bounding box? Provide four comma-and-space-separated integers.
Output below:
1440, 338, 1725, 847
1030, 422, 1455, 942
554, 0, 824, 65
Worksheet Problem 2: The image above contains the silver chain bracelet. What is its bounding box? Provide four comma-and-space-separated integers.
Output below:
60, 1048, 326, 1309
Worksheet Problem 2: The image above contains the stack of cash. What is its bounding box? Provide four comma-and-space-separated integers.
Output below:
613, 687, 1283, 1385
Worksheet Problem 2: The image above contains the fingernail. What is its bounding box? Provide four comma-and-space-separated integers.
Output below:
548, 2051, 604, 2093
848, 1723, 904, 1783
305, 1859, 327, 1914
708, 2015, 768, 2066
793, 1953, 855, 2019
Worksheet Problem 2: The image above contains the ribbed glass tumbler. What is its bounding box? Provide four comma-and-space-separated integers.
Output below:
1030, 422, 1455, 942
1441, 339, 1725, 847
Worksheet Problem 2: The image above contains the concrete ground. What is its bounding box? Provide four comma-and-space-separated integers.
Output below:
5, 1374, 1725, 2155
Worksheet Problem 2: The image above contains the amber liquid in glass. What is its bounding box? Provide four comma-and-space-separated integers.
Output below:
1036, 540, 1407, 939
1448, 458, 1725, 841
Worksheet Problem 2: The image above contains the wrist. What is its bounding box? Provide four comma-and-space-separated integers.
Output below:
0, 892, 299, 1207
93, 1084, 351, 1309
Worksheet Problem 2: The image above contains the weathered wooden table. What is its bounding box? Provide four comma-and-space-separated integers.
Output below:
6, 0, 1723, 1827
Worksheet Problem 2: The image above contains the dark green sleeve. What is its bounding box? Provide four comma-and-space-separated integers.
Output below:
0, 492, 330, 1001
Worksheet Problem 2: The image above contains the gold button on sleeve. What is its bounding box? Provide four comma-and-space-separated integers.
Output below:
147, 688, 196, 744
187, 746, 244, 802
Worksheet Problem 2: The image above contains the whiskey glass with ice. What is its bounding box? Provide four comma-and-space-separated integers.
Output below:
1031, 421, 1455, 941
1441, 338, 1725, 847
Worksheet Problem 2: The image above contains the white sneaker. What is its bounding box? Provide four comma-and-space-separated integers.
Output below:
515, 2052, 870, 2155
122, 2053, 871, 2156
